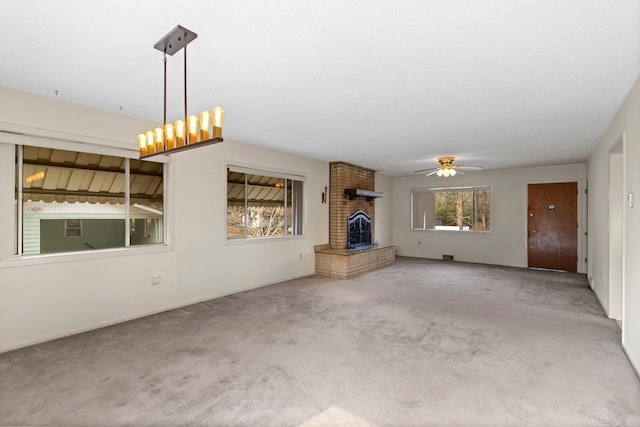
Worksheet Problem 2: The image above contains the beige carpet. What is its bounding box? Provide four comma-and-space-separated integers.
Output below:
1, 257, 639, 426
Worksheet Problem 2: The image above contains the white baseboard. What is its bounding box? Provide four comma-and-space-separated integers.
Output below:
622, 343, 640, 380
0, 272, 313, 354
0, 303, 193, 354
591, 285, 610, 318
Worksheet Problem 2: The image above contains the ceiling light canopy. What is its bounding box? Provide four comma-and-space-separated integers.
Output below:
138, 25, 224, 158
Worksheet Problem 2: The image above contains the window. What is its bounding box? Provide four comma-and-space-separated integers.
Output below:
14, 145, 164, 255
227, 166, 304, 239
412, 186, 491, 231
64, 219, 82, 237
129, 158, 164, 246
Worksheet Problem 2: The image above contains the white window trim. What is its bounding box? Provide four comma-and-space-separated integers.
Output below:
0, 140, 172, 266
225, 161, 307, 243
0, 244, 173, 270
227, 164, 307, 183
224, 234, 307, 246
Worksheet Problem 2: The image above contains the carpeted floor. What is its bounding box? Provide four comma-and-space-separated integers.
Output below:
1, 257, 639, 426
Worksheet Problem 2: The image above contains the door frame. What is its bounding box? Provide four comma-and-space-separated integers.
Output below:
525, 178, 586, 274
608, 133, 626, 338
608, 140, 623, 321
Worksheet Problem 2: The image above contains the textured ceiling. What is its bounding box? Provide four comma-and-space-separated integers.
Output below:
1, 1, 638, 176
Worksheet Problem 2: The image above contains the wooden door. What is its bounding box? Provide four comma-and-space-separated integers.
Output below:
527, 182, 578, 272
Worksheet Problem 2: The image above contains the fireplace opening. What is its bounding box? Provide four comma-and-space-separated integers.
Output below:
347, 210, 372, 249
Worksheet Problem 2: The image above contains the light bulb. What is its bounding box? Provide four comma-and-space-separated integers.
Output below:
199, 110, 211, 140
164, 123, 176, 150
212, 106, 224, 138
443, 169, 450, 177
138, 133, 148, 157
449, 168, 457, 176
436, 169, 444, 177
175, 120, 186, 147
145, 130, 156, 154
187, 115, 199, 144
154, 127, 165, 152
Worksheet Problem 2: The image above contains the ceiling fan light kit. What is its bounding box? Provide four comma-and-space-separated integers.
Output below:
435, 156, 457, 177
413, 156, 483, 178
436, 168, 456, 177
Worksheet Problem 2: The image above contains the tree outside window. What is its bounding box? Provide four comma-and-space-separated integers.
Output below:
227, 168, 303, 239
412, 187, 491, 231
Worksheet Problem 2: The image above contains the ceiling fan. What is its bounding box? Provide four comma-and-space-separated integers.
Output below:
413, 157, 483, 177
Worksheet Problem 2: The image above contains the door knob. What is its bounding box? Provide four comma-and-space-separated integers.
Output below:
529, 213, 534, 216
532, 230, 537, 233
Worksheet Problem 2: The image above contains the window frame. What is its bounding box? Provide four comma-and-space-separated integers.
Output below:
10, 143, 168, 259
225, 163, 306, 243
64, 219, 83, 238
411, 185, 493, 233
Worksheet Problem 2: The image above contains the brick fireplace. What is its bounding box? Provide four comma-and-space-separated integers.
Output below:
315, 162, 395, 278
329, 162, 376, 249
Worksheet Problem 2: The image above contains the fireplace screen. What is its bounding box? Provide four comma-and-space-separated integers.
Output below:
347, 210, 372, 249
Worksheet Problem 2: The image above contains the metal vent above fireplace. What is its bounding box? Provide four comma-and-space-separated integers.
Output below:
347, 210, 372, 249
344, 188, 384, 201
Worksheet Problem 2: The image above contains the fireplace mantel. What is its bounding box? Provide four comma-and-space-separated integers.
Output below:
344, 188, 384, 201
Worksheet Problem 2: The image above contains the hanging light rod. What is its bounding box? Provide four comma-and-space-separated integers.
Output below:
138, 25, 224, 159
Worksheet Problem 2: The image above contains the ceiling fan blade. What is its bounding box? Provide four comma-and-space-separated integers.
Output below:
457, 165, 483, 170
413, 168, 435, 173
426, 170, 439, 176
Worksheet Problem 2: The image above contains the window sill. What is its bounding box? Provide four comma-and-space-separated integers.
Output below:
225, 234, 306, 246
411, 228, 493, 234
0, 244, 173, 270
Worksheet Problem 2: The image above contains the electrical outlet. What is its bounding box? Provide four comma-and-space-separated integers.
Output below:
151, 274, 161, 285
299, 253, 303, 260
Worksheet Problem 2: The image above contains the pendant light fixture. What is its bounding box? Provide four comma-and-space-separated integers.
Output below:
138, 25, 224, 158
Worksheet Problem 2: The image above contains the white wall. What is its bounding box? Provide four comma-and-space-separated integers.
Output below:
608, 151, 623, 320
0, 86, 329, 352
587, 75, 640, 375
171, 141, 329, 302
374, 173, 394, 246
0, 86, 148, 149
392, 164, 587, 272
